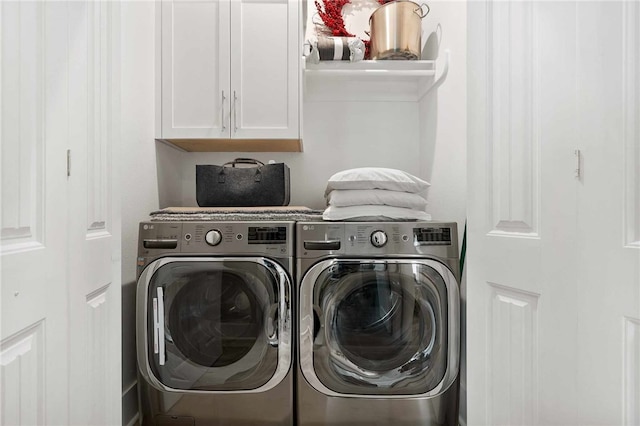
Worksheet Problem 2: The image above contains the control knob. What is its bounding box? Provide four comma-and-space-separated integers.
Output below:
205, 229, 223, 246
370, 230, 388, 248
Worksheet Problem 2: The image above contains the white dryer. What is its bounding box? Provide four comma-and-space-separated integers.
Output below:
136, 221, 294, 426
296, 221, 460, 426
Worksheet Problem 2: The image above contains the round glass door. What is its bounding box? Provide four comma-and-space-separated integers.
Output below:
167, 269, 263, 368
304, 260, 451, 396
143, 258, 289, 391
331, 276, 436, 373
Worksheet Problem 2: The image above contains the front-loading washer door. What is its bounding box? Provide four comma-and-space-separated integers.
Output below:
299, 259, 459, 397
137, 257, 291, 393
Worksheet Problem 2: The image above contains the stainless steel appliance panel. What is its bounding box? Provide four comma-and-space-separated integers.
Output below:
136, 221, 295, 426
298, 259, 457, 397
297, 372, 459, 426
296, 221, 460, 426
140, 370, 293, 426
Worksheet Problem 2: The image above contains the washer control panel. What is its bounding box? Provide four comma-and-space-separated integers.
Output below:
139, 221, 294, 257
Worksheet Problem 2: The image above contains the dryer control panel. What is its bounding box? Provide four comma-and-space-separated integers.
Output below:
297, 221, 458, 259
413, 226, 452, 245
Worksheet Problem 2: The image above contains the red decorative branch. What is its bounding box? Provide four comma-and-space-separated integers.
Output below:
314, 0, 354, 37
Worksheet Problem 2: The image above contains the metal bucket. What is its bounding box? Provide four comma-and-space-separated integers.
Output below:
369, 0, 430, 60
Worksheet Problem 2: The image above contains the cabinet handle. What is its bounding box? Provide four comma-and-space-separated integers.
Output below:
233, 90, 238, 133
221, 90, 226, 132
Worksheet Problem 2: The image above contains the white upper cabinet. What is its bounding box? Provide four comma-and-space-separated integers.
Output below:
231, 0, 299, 139
161, 0, 230, 139
159, 0, 299, 142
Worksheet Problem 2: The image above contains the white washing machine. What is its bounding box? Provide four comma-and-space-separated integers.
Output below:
136, 221, 294, 426
296, 221, 460, 426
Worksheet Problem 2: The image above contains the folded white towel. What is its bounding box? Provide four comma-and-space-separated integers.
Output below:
326, 189, 428, 210
323, 205, 432, 221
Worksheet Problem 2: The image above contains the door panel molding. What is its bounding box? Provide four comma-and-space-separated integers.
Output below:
486, 0, 540, 238
487, 282, 539, 426
86, 0, 111, 235
623, 1, 640, 248
623, 317, 640, 426
1, 1, 45, 254
0, 320, 45, 426
85, 283, 111, 423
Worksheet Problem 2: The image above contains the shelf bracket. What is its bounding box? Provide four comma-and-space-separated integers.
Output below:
419, 49, 450, 100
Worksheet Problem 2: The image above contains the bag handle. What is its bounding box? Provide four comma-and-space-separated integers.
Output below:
217, 158, 263, 183
222, 158, 265, 168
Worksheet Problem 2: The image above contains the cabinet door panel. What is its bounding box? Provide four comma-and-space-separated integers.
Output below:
161, 0, 230, 139
231, 0, 298, 139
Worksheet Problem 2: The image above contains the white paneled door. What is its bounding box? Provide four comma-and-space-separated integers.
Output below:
1, 2, 121, 425
1, 3, 69, 424
67, 2, 121, 425
468, 1, 640, 425
575, 3, 640, 424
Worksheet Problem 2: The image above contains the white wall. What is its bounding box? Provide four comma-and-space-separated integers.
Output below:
419, 1, 467, 229
417, 2, 467, 423
156, 1, 467, 219
120, 2, 158, 425
159, 100, 421, 209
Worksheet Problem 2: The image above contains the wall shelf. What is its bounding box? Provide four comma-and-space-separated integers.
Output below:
304, 59, 436, 77
303, 50, 450, 101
